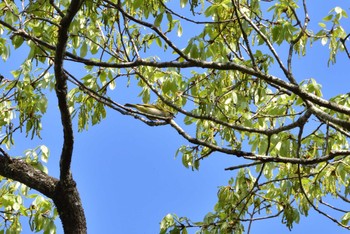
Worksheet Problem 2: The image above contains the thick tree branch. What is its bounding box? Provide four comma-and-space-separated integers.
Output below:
52, 0, 87, 233
0, 155, 58, 198
54, 0, 83, 181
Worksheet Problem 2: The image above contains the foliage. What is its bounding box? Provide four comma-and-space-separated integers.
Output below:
0, 0, 350, 233
0, 146, 56, 234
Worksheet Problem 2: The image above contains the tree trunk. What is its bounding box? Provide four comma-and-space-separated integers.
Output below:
53, 175, 87, 234
0, 157, 87, 233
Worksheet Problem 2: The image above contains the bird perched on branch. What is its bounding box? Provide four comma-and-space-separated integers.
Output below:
125, 103, 174, 120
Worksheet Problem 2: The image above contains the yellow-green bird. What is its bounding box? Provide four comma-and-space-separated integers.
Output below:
125, 103, 174, 120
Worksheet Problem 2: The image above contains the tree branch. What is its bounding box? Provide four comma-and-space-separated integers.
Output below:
225, 161, 264, 171
4, 18, 350, 120
0, 155, 58, 198
54, 0, 83, 181
66, 57, 350, 117
169, 119, 350, 164
108, 0, 191, 61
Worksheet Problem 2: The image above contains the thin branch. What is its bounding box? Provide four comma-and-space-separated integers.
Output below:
287, 0, 310, 82
340, 35, 350, 58
106, 0, 191, 61
233, 0, 257, 69
236, 163, 266, 223
170, 119, 349, 164
297, 126, 350, 229
337, 192, 350, 203
238, 3, 292, 83
160, 1, 237, 25
65, 71, 169, 126
49, 0, 65, 18
0, 148, 11, 160
319, 199, 349, 213
225, 161, 264, 171
327, 121, 350, 138
240, 209, 284, 222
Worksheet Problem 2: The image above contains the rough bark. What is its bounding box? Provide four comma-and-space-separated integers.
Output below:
52, 0, 87, 232
53, 177, 87, 234
0, 0, 88, 233
0, 153, 87, 233
0, 156, 58, 198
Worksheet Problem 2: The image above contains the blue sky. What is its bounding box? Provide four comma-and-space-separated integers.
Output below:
1, 1, 350, 234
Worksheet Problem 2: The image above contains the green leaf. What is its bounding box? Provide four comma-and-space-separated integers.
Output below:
12, 35, 24, 49
155, 37, 162, 47
72, 36, 80, 49
40, 145, 49, 163
341, 212, 350, 225
180, 0, 188, 8
160, 213, 175, 231
182, 153, 192, 168
177, 24, 183, 37
318, 22, 326, 28
90, 43, 99, 54
190, 44, 199, 58
323, 14, 333, 21
154, 13, 163, 28
80, 41, 88, 57
0, 38, 9, 61
44, 220, 56, 234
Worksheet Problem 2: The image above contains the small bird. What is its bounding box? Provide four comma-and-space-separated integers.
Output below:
125, 103, 174, 120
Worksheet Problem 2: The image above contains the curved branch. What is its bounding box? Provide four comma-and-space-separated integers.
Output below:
340, 34, 350, 59
65, 57, 350, 118
169, 119, 350, 164
337, 192, 350, 203
54, 0, 83, 181
319, 199, 349, 213
134, 68, 313, 136
4, 18, 350, 119
0, 155, 58, 198
51, 1, 88, 233
297, 157, 350, 229
308, 103, 350, 131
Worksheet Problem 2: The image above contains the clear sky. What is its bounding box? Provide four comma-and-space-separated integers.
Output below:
1, 1, 350, 234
